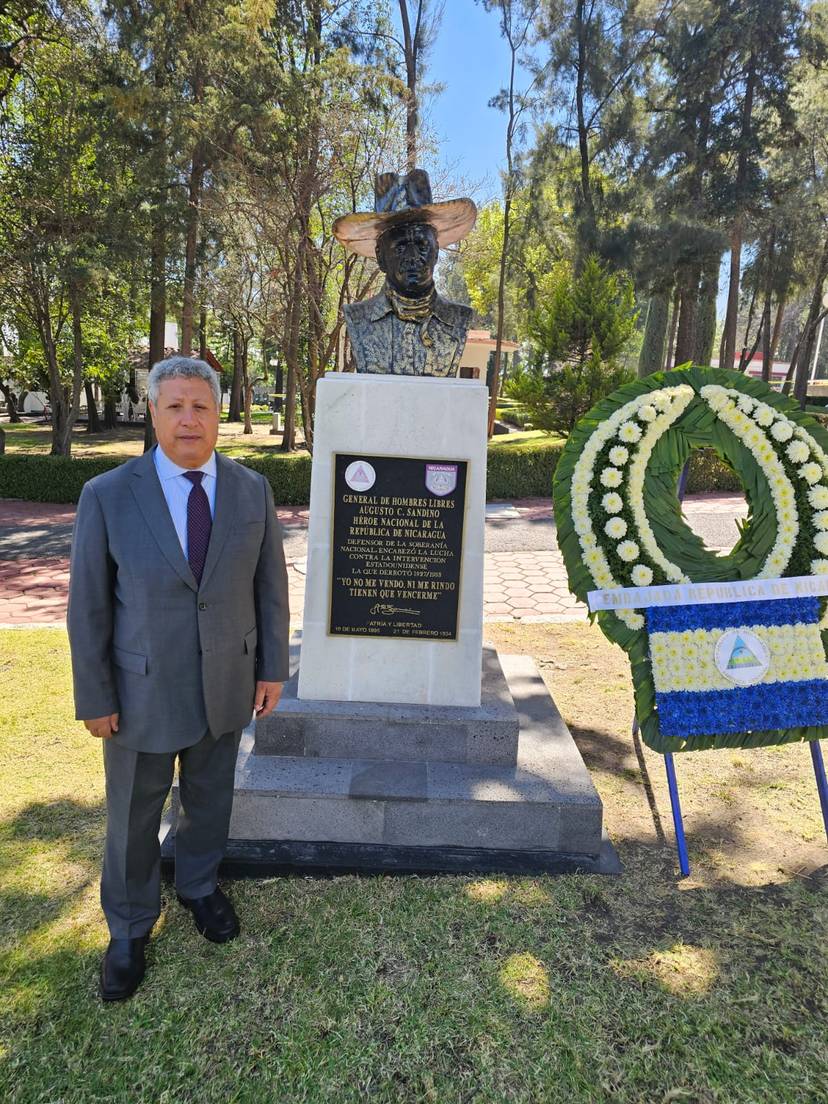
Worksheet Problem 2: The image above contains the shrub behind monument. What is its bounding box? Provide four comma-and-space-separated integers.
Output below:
0, 442, 740, 504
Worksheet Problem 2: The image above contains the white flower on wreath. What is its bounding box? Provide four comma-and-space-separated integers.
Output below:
604, 517, 627, 540
568, 385, 690, 634
786, 439, 810, 465
809, 485, 828, 510
811, 559, 828, 574
602, 492, 623, 514
625, 387, 695, 585
701, 385, 799, 578
737, 395, 755, 413
618, 421, 643, 444
814, 532, 828, 556
617, 540, 640, 562
600, 467, 623, 488
609, 445, 629, 466
631, 564, 653, 586
652, 392, 672, 410
800, 462, 822, 485
771, 420, 794, 443
638, 404, 657, 422
705, 390, 729, 412
814, 510, 828, 530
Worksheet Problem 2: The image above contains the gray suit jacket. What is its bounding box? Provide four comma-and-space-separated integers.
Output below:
67, 448, 290, 753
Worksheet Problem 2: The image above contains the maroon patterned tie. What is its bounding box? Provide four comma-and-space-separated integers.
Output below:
183, 471, 212, 585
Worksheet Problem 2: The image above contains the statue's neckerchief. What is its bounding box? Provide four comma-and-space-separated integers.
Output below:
385, 284, 436, 348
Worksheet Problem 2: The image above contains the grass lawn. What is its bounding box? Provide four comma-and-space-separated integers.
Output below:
0, 420, 304, 461
1, 420, 562, 464
488, 429, 562, 447
1, 624, 827, 1103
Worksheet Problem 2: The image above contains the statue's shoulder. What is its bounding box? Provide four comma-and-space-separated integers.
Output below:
433, 294, 473, 328
344, 293, 386, 325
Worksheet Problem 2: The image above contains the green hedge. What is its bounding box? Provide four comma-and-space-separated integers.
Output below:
0, 452, 313, 506
684, 448, 744, 494
236, 454, 312, 505
0, 455, 122, 503
486, 441, 563, 498
0, 440, 742, 505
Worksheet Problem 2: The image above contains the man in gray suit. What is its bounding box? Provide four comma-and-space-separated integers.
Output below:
67, 356, 289, 1001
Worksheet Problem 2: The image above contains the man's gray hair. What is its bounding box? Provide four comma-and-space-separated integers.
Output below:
148, 356, 221, 408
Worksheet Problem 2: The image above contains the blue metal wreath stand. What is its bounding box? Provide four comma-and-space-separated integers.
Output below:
633, 721, 828, 878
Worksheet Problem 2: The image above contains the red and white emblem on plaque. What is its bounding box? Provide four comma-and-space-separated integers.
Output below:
344, 460, 376, 492
425, 463, 458, 496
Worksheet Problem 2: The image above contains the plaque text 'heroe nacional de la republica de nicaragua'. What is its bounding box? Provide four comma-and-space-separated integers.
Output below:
330, 453, 468, 639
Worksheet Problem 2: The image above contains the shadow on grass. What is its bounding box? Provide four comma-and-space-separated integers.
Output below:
1, 797, 104, 946
0, 792, 826, 1101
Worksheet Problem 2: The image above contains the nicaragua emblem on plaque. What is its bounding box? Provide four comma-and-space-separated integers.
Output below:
344, 460, 376, 492
425, 463, 458, 496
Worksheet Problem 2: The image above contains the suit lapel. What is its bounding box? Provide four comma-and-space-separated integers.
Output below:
198, 453, 239, 591
130, 448, 198, 592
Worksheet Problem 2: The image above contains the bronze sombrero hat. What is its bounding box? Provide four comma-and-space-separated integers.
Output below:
333, 169, 477, 258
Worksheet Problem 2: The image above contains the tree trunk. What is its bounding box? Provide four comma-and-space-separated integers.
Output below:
103, 396, 118, 430
638, 292, 669, 377
48, 278, 86, 457
721, 220, 743, 372
692, 264, 717, 366
737, 281, 759, 372
770, 298, 786, 362
574, 0, 597, 263
199, 304, 208, 359
673, 265, 700, 365
0, 381, 20, 422
664, 286, 680, 370
398, 0, 420, 170
84, 381, 101, 433
145, 201, 166, 452
760, 291, 773, 382
793, 235, 828, 405
489, 197, 512, 437
280, 220, 309, 453
760, 227, 776, 381
242, 339, 253, 434
228, 324, 243, 422
721, 50, 757, 372
180, 148, 205, 355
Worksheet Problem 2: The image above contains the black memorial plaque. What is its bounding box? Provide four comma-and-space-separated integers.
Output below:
330, 453, 468, 639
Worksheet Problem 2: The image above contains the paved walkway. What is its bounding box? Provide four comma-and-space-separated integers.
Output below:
0, 494, 747, 628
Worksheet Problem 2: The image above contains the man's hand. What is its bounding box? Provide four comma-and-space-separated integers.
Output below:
254, 681, 283, 719
84, 714, 119, 739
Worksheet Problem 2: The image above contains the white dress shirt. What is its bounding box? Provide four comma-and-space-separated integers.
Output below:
154, 444, 217, 558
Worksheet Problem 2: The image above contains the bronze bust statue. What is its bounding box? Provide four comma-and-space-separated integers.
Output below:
333, 170, 477, 377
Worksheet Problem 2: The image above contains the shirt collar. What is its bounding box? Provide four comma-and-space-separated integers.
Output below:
154, 443, 217, 483
366, 285, 454, 326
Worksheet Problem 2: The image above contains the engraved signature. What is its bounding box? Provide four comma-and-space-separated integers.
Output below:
369, 603, 420, 617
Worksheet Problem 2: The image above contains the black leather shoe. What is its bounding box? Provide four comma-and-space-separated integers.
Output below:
176, 886, 240, 943
99, 936, 149, 1002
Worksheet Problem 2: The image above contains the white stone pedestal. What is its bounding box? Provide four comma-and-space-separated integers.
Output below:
297, 373, 487, 708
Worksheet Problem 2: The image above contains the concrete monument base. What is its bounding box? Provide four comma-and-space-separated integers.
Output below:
161, 647, 620, 877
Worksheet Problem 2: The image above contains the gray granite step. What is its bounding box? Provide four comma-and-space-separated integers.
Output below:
164, 652, 608, 868
254, 644, 520, 766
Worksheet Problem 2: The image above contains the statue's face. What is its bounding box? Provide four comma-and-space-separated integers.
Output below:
376, 222, 438, 296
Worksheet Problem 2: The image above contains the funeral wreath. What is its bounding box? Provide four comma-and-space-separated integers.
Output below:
553, 366, 828, 753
